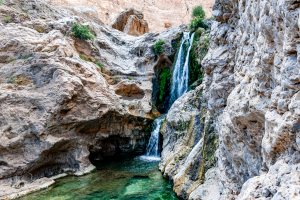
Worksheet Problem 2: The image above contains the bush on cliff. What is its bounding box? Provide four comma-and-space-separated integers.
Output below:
72, 23, 94, 40
154, 40, 165, 55
192, 5, 206, 19
189, 18, 208, 30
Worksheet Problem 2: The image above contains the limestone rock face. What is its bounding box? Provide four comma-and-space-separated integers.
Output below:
50, 0, 214, 33
159, 85, 219, 199
189, 168, 220, 200
202, 0, 300, 199
110, 8, 149, 36
0, 0, 185, 198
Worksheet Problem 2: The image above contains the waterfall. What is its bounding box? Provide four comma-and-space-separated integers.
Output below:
140, 33, 195, 162
170, 32, 195, 106
140, 115, 166, 161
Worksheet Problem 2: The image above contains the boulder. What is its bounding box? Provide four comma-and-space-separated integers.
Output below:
110, 8, 149, 36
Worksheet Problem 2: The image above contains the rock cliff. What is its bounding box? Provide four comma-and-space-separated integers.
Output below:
0, 0, 185, 198
160, 0, 300, 199
159, 85, 220, 200
3, 0, 300, 199
50, 0, 214, 32
203, 0, 300, 199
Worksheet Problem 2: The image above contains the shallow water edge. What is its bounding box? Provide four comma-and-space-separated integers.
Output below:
17, 156, 178, 200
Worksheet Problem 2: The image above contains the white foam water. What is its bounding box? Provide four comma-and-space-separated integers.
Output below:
170, 32, 195, 105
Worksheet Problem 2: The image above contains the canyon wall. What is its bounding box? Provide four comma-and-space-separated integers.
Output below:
49, 0, 214, 33
0, 0, 185, 198
2, 0, 300, 199
160, 0, 300, 199
203, 0, 300, 198
159, 85, 220, 200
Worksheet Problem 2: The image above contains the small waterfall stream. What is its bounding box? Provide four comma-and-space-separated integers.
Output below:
170, 32, 195, 105
143, 32, 195, 162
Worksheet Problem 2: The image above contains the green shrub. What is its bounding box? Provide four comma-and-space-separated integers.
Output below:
145, 124, 152, 136
72, 23, 94, 40
79, 54, 92, 62
4, 16, 10, 23
0, 1, 3, 5
158, 68, 171, 101
127, 76, 133, 80
188, 35, 209, 86
114, 77, 119, 84
154, 40, 165, 55
192, 6, 206, 19
189, 18, 208, 30
79, 54, 86, 61
96, 62, 104, 73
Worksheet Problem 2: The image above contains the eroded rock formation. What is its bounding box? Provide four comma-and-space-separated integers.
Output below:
110, 8, 149, 36
159, 85, 219, 200
0, 0, 185, 198
50, 0, 214, 32
160, 0, 300, 199
202, 0, 300, 199
3, 0, 300, 199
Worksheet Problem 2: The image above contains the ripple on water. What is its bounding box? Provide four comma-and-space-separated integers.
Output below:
20, 157, 178, 200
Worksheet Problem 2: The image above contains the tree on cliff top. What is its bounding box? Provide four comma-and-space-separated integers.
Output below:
192, 6, 205, 19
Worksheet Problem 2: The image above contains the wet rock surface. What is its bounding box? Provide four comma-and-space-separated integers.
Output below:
159, 85, 219, 199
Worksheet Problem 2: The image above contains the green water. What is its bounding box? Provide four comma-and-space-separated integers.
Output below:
21, 157, 178, 200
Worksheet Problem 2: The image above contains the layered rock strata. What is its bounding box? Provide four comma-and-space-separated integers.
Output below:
0, 0, 185, 199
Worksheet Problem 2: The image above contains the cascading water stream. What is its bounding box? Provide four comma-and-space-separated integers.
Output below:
170, 32, 195, 106
140, 115, 166, 161
142, 32, 195, 162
